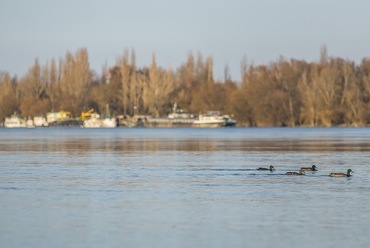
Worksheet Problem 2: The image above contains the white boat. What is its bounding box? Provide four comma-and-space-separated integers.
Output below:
102, 118, 117, 128
130, 103, 236, 128
144, 103, 196, 127
193, 111, 237, 127
33, 116, 49, 127
83, 113, 117, 128
4, 115, 28, 128
144, 109, 236, 128
83, 113, 102, 128
145, 112, 195, 127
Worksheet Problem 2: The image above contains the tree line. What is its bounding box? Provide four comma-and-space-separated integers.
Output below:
1, 46, 370, 127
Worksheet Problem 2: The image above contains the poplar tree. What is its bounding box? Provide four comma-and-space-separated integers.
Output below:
0, 72, 18, 121
59, 48, 91, 116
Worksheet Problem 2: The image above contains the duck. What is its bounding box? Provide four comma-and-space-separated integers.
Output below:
300, 165, 318, 171
329, 169, 353, 177
285, 169, 305, 175
257, 165, 275, 171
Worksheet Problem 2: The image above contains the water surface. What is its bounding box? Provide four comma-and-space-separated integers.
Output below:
1, 127, 370, 247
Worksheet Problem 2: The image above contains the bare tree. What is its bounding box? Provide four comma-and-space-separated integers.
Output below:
0, 72, 18, 121
298, 71, 318, 126
143, 53, 174, 116
17, 59, 50, 116
2, 46, 370, 127
17, 59, 45, 99
118, 49, 130, 115
46, 58, 61, 111
359, 58, 370, 123
59, 48, 92, 116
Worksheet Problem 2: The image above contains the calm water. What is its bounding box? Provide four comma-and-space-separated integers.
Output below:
1, 127, 370, 248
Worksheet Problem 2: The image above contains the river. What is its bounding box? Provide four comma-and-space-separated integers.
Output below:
0, 127, 369, 247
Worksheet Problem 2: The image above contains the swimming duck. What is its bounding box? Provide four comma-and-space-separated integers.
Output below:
285, 169, 305, 175
329, 169, 353, 177
300, 165, 318, 171
257, 165, 275, 171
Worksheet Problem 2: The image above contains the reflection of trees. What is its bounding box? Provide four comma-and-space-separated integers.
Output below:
2, 137, 369, 154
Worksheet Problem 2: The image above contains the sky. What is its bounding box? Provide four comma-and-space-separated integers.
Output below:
1, 0, 370, 81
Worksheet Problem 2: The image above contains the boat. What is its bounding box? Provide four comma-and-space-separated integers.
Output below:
142, 102, 236, 128
144, 111, 236, 128
144, 112, 195, 127
81, 108, 95, 122
193, 111, 237, 127
223, 115, 237, 127
142, 103, 196, 127
47, 111, 81, 127
117, 115, 138, 127
102, 117, 117, 128
83, 113, 103, 128
83, 113, 117, 128
33, 116, 49, 127
4, 115, 27, 128
4, 115, 35, 128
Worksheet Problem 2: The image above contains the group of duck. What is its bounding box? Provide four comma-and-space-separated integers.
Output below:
257, 165, 354, 177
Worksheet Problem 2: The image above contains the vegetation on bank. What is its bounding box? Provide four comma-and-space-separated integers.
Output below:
1, 46, 370, 127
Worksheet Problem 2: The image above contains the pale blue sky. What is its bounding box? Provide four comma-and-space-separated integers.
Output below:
1, 0, 369, 81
